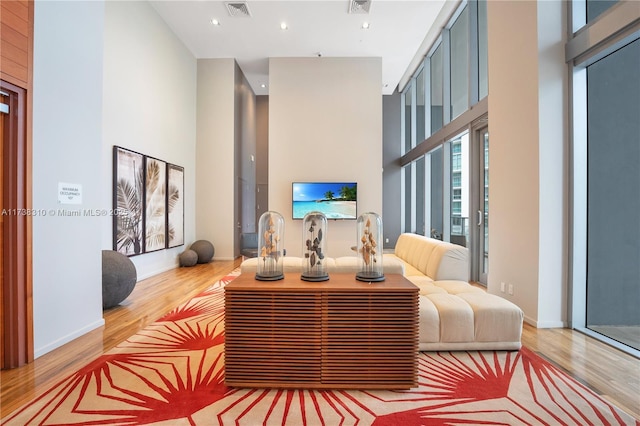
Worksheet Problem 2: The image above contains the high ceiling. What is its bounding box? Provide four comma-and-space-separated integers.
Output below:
149, 0, 452, 95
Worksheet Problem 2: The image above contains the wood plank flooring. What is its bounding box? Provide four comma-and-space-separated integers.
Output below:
2, 258, 639, 420
1, 258, 241, 417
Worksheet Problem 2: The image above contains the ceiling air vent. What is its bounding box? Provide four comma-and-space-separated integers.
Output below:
225, 2, 252, 18
349, 0, 371, 14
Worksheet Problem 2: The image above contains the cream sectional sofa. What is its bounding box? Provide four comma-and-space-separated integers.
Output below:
385, 233, 523, 351
239, 233, 524, 351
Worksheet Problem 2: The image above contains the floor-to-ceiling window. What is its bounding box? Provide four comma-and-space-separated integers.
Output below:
400, 0, 488, 283
449, 132, 469, 247
450, 7, 469, 120
475, 127, 489, 284
477, 0, 488, 100
569, 1, 640, 355
401, 81, 414, 233
430, 43, 444, 135
415, 69, 426, 235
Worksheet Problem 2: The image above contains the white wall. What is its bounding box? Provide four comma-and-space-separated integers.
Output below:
196, 59, 236, 259
31, 0, 197, 358
269, 57, 383, 258
32, 0, 106, 357
536, 0, 567, 328
102, 1, 197, 279
487, 0, 566, 327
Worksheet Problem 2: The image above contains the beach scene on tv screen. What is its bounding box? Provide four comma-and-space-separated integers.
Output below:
293, 182, 357, 219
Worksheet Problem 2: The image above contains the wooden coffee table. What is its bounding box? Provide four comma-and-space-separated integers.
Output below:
224, 273, 418, 389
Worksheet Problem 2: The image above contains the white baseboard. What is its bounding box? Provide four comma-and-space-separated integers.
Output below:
136, 263, 179, 281
34, 318, 105, 359
136, 258, 237, 281
524, 315, 566, 328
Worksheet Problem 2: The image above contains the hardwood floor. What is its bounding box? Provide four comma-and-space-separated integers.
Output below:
1, 258, 241, 418
2, 258, 639, 420
521, 323, 639, 419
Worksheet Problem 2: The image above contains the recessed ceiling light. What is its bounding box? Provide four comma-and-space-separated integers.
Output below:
210, 18, 220, 26
361, 22, 370, 29
280, 22, 288, 30
260, 84, 266, 88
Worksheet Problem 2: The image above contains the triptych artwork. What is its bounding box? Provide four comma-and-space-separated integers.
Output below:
113, 146, 184, 256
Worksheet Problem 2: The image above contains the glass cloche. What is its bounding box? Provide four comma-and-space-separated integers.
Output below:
301, 211, 329, 282
255, 211, 285, 281
356, 212, 385, 282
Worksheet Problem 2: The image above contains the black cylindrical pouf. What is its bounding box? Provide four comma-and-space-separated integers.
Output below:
102, 250, 137, 309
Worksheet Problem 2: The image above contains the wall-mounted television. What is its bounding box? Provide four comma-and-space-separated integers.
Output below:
292, 182, 357, 220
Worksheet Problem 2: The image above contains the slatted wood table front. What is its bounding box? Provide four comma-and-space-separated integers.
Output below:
224, 273, 419, 389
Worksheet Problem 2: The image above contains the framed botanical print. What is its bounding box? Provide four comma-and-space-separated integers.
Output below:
167, 164, 184, 248
144, 156, 167, 253
113, 146, 144, 256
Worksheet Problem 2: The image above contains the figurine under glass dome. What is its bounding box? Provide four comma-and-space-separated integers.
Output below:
356, 212, 385, 282
255, 211, 285, 281
301, 211, 329, 282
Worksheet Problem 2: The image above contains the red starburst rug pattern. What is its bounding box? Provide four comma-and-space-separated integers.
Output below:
4, 272, 637, 425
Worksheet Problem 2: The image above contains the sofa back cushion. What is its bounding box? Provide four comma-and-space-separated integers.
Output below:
427, 244, 469, 281
395, 233, 469, 281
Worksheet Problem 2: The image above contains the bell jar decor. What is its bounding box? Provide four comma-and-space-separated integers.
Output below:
301, 211, 329, 282
255, 211, 285, 281
356, 212, 385, 282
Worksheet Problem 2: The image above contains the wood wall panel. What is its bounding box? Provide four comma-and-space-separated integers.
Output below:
1, 41, 28, 81
2, 1, 29, 21
2, 39, 28, 66
0, 57, 27, 86
1, 23, 28, 49
0, 1, 32, 88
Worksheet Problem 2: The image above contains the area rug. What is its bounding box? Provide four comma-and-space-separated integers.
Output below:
3, 271, 637, 426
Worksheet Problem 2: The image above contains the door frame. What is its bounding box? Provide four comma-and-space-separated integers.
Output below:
1, 80, 32, 369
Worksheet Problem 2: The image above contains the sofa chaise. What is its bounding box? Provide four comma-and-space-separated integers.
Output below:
385, 233, 523, 351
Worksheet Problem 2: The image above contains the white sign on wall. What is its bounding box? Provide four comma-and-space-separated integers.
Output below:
58, 182, 82, 204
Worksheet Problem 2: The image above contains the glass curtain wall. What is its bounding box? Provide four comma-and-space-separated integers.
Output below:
450, 7, 469, 120
416, 68, 426, 144
587, 0, 618, 22
480, 129, 489, 282
585, 40, 640, 351
415, 68, 426, 235
450, 132, 469, 247
402, 82, 415, 233
429, 147, 444, 239
402, 68, 426, 235
477, 0, 488, 100
400, 0, 488, 259
569, 1, 640, 354
431, 44, 444, 135
403, 82, 414, 155
404, 165, 413, 233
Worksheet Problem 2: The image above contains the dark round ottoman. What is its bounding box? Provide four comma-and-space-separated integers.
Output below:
179, 249, 198, 267
190, 240, 214, 263
102, 250, 137, 309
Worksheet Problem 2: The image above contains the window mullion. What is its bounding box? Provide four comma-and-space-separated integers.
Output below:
442, 29, 452, 126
